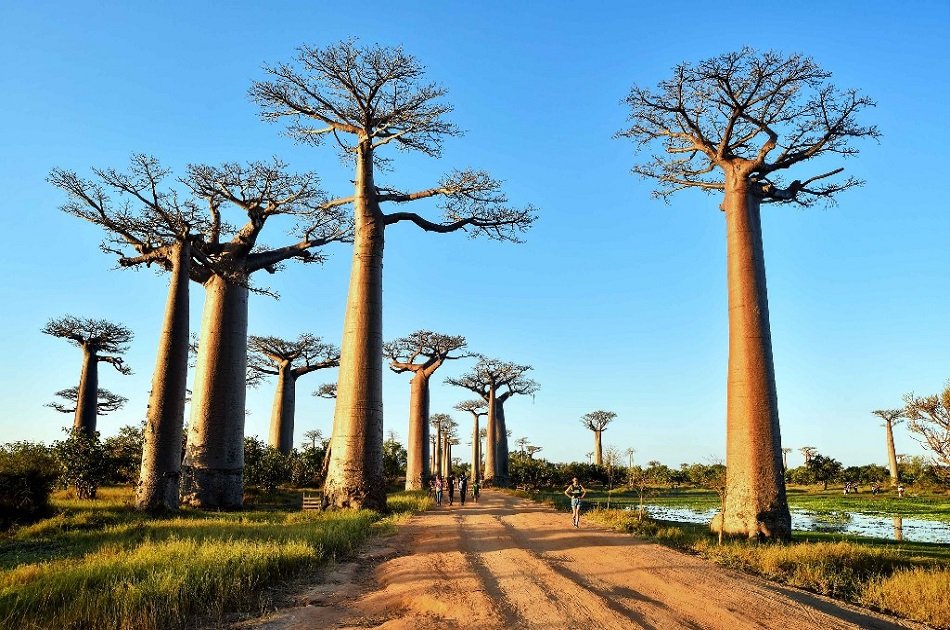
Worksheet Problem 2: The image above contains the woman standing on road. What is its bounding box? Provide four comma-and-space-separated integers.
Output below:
564, 477, 587, 528
434, 476, 444, 506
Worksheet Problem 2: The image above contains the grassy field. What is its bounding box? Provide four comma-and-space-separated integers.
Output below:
0, 486, 431, 630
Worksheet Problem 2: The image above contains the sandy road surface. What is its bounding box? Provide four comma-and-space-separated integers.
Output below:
242, 490, 923, 630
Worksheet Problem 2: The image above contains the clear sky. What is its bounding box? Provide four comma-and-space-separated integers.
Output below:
1, 1, 948, 469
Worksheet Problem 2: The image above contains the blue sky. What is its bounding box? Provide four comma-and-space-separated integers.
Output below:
1, 1, 947, 468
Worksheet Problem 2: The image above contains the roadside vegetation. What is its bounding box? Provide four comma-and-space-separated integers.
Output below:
0, 487, 430, 630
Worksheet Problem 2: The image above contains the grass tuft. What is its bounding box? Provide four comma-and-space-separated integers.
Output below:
861, 567, 950, 629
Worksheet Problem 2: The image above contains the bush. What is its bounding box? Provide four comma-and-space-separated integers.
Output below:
0, 442, 60, 528
53, 430, 111, 499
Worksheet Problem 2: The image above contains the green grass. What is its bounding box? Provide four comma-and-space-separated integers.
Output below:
0, 486, 431, 629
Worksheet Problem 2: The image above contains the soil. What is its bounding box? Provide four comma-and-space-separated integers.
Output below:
237, 490, 924, 630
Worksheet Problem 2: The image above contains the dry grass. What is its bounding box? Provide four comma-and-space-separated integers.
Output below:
860, 567, 950, 629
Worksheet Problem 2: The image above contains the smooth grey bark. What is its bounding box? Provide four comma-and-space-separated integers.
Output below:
472, 415, 481, 481
593, 430, 603, 467
493, 397, 510, 484
181, 273, 249, 509
484, 388, 497, 484
885, 421, 900, 486
405, 372, 430, 490
136, 241, 191, 512
74, 348, 99, 435
268, 363, 297, 454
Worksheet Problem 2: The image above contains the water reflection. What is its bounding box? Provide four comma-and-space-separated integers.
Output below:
625, 505, 949, 543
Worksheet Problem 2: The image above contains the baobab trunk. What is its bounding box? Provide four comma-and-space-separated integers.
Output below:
442, 440, 451, 477
404, 372, 430, 490
74, 347, 99, 435
594, 430, 603, 466
268, 363, 297, 454
182, 273, 249, 509
136, 241, 190, 512
323, 144, 386, 510
472, 415, 481, 481
434, 421, 443, 478
494, 400, 510, 485
719, 180, 791, 540
484, 389, 497, 484
886, 421, 900, 486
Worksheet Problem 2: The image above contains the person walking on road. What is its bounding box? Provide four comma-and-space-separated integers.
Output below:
458, 474, 468, 506
471, 478, 480, 503
447, 474, 456, 506
434, 476, 443, 506
564, 477, 587, 528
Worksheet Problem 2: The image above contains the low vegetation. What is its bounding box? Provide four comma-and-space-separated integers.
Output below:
0, 487, 431, 629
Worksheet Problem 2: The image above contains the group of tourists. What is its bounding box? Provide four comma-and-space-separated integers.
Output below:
430, 473, 480, 506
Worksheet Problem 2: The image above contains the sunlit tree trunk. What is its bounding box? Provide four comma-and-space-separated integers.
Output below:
136, 241, 190, 512
405, 371, 430, 490
494, 399, 510, 484
720, 179, 791, 540
472, 415, 481, 481
885, 420, 900, 486
323, 143, 386, 510
593, 430, 603, 466
74, 347, 99, 435
268, 362, 297, 454
434, 420, 443, 477
182, 272, 249, 509
484, 388, 497, 484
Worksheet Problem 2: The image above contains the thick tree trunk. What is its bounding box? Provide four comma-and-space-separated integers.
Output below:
323, 144, 387, 510
494, 400, 509, 485
136, 241, 190, 512
434, 421, 443, 477
181, 272, 249, 509
885, 421, 900, 486
472, 415, 480, 481
74, 347, 99, 435
719, 182, 791, 540
268, 363, 297, 454
442, 439, 451, 477
593, 430, 603, 466
484, 388, 497, 484
405, 371, 429, 490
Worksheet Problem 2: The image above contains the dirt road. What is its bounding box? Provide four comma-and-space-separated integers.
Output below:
243, 490, 922, 629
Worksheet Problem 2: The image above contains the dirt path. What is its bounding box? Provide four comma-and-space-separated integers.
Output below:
241, 490, 923, 630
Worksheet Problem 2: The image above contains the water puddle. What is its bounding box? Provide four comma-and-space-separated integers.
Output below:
624, 504, 950, 543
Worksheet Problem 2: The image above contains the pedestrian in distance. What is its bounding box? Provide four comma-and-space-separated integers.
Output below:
447, 474, 456, 506
458, 474, 468, 506
564, 477, 587, 528
434, 476, 443, 506
471, 478, 480, 503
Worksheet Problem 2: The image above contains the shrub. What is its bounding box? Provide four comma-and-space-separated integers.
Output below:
0, 442, 60, 528
52, 430, 110, 499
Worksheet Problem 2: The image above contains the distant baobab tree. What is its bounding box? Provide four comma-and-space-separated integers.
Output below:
526, 445, 542, 459
47, 387, 127, 416
313, 383, 337, 399
781, 447, 792, 470
799, 446, 817, 465
456, 400, 487, 481
871, 409, 905, 486
49, 155, 209, 512
43, 316, 133, 436
252, 41, 536, 510
247, 334, 340, 454
620, 48, 878, 540
580, 411, 617, 466
903, 383, 950, 481
302, 429, 324, 450
625, 447, 636, 469
446, 357, 538, 485
586, 452, 593, 464
429, 413, 453, 477
384, 331, 468, 490
515, 437, 529, 453
182, 160, 349, 509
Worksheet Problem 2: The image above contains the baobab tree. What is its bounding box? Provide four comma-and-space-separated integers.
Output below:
515, 437, 529, 453
456, 400, 487, 481
446, 357, 538, 485
620, 48, 877, 540
47, 387, 127, 416
429, 413, 453, 477
384, 331, 468, 490
871, 409, 905, 486
781, 447, 792, 471
526, 445, 542, 459
252, 41, 536, 510
247, 334, 340, 454
799, 446, 817, 465
903, 382, 950, 481
625, 447, 637, 469
580, 410, 617, 466
182, 160, 349, 508
302, 429, 324, 450
49, 155, 212, 512
43, 316, 133, 436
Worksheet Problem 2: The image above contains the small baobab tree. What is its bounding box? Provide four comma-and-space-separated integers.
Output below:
182, 160, 349, 509
580, 410, 617, 466
515, 436, 529, 453
247, 334, 340, 454
252, 40, 536, 510
384, 331, 468, 490
302, 429, 324, 451
48, 387, 127, 416
903, 382, 950, 482
871, 409, 905, 486
799, 446, 817, 465
446, 357, 539, 485
429, 413, 453, 477
526, 445, 542, 459
781, 447, 792, 471
43, 316, 133, 436
620, 48, 877, 540
49, 155, 210, 512
456, 399, 487, 481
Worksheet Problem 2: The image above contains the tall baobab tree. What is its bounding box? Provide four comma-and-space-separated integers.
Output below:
182, 160, 349, 509
252, 41, 536, 510
903, 383, 950, 482
43, 316, 133, 436
799, 446, 817, 465
456, 400, 487, 481
247, 334, 340, 454
871, 409, 905, 486
47, 387, 127, 416
384, 331, 468, 490
50, 156, 209, 511
446, 357, 538, 485
619, 48, 877, 540
429, 413, 452, 477
580, 411, 617, 466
